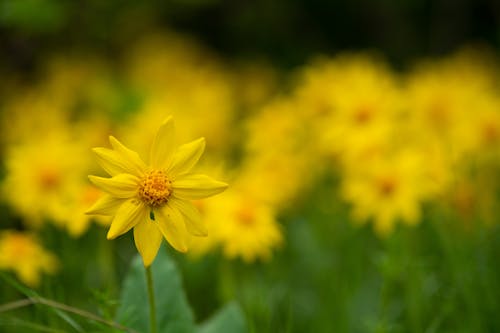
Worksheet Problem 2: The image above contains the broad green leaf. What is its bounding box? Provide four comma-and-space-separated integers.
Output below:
115, 246, 195, 333
197, 302, 247, 333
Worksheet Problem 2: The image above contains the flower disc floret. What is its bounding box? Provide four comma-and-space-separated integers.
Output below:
138, 170, 172, 207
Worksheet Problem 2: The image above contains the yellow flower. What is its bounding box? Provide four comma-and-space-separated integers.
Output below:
219, 192, 282, 262
294, 54, 401, 166
123, 32, 235, 154
2, 131, 89, 228
86, 117, 228, 266
341, 150, 432, 236
202, 190, 283, 263
67, 183, 111, 237
0, 231, 58, 287
241, 98, 321, 209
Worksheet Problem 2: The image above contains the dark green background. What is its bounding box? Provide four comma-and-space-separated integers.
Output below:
1, 0, 499, 71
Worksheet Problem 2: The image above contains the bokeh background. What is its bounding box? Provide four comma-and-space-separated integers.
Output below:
1, 1, 500, 332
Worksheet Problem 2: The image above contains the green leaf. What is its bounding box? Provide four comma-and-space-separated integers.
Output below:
197, 302, 247, 333
115, 245, 195, 333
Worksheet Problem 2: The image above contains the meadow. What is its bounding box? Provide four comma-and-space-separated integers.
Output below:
0, 4, 500, 332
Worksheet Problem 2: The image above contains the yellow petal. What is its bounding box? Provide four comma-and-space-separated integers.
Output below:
107, 199, 147, 239
150, 116, 176, 169
92, 147, 144, 178
156, 205, 189, 252
85, 194, 126, 216
88, 174, 139, 198
172, 174, 228, 200
133, 219, 163, 267
167, 138, 205, 178
108, 136, 147, 175
169, 197, 207, 236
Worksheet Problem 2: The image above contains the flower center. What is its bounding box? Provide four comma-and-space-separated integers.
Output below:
353, 105, 373, 125
378, 177, 397, 197
138, 170, 172, 207
235, 205, 255, 226
39, 168, 60, 190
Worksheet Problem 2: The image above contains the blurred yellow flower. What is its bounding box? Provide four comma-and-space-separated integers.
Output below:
403, 56, 493, 163
204, 190, 283, 263
468, 98, 500, 162
67, 183, 111, 237
341, 150, 432, 236
220, 192, 282, 263
124, 33, 235, 153
294, 54, 401, 166
86, 116, 228, 266
0, 231, 58, 287
242, 98, 321, 209
2, 132, 89, 228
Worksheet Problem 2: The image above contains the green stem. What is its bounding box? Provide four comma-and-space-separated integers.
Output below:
145, 266, 157, 333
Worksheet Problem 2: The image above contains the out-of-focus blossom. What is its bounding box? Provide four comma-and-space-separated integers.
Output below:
294, 54, 401, 167
194, 189, 283, 263
123, 33, 236, 153
341, 150, 434, 236
0, 231, 58, 287
2, 131, 90, 228
242, 98, 321, 209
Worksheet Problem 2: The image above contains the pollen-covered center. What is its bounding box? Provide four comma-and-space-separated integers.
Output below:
138, 170, 172, 207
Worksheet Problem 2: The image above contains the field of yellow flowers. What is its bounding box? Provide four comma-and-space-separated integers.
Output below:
1, 25, 500, 333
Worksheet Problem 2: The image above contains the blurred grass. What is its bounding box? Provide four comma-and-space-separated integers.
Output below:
172, 174, 500, 333
0, 184, 499, 332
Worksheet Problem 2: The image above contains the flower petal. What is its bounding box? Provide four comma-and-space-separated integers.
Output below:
88, 174, 139, 198
134, 218, 163, 267
169, 197, 207, 236
156, 205, 189, 252
150, 116, 176, 169
92, 147, 144, 178
107, 199, 147, 239
167, 137, 206, 178
109, 136, 146, 177
85, 194, 126, 216
172, 174, 228, 200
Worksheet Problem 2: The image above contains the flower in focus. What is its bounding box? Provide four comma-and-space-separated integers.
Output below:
0, 231, 58, 287
86, 116, 228, 266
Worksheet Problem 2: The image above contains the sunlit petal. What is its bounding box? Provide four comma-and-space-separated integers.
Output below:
169, 197, 207, 236
156, 205, 189, 252
85, 194, 126, 216
172, 174, 228, 200
150, 116, 176, 169
92, 147, 144, 178
88, 174, 139, 198
108, 136, 147, 175
133, 218, 163, 267
167, 137, 206, 178
107, 199, 147, 239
